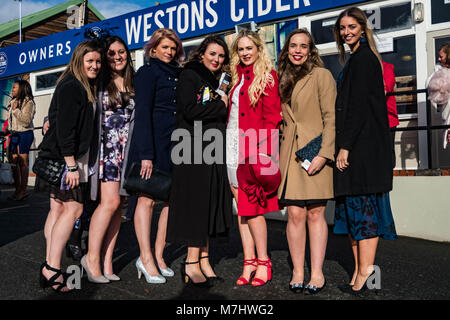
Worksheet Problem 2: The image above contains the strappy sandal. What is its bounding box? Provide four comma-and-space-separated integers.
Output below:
39, 262, 71, 293
236, 258, 257, 286
180, 260, 212, 287
199, 255, 223, 283
251, 258, 272, 287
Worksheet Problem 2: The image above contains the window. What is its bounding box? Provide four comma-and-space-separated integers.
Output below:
431, 0, 450, 25
311, 2, 412, 45
36, 71, 63, 92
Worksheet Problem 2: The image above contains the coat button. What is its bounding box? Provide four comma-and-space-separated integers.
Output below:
246, 77, 250, 81
241, 113, 245, 116
240, 92, 244, 95
173, 87, 176, 90
173, 100, 176, 103
296, 135, 298, 139
175, 78, 178, 82
246, 70, 250, 74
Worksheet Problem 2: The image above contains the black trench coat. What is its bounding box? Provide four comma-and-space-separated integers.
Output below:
167, 61, 233, 247
334, 42, 393, 197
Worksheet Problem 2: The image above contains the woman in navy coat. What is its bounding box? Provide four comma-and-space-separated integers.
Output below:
126, 28, 184, 284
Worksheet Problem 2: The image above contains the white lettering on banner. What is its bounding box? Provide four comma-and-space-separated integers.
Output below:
177, 4, 189, 34
231, 0, 244, 22
155, 10, 165, 29
258, 0, 271, 17
18, 40, 71, 65
166, 6, 177, 29
249, 0, 254, 19
125, 16, 141, 45
276, 0, 290, 12
205, 0, 218, 28
125, 0, 219, 43
144, 13, 153, 41
192, 0, 204, 32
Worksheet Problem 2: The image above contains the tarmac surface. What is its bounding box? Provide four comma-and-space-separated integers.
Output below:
1, 184, 450, 304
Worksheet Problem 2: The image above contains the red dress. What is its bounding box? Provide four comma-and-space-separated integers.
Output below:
228, 64, 282, 216
382, 62, 399, 128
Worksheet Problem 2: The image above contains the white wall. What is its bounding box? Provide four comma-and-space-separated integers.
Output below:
260, 176, 450, 243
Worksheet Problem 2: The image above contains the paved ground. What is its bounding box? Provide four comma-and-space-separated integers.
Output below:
1, 184, 449, 305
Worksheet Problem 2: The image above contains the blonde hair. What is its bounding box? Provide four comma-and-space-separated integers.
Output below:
58, 40, 102, 103
334, 7, 383, 71
230, 30, 275, 106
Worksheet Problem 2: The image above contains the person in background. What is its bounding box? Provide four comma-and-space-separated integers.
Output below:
427, 42, 450, 149
82, 36, 135, 283
227, 30, 282, 287
277, 28, 336, 295
167, 36, 232, 287
126, 28, 184, 284
39, 40, 102, 292
7, 80, 36, 201
332, 7, 397, 294
382, 61, 398, 168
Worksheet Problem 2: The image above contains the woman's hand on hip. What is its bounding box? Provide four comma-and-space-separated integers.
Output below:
336, 148, 349, 172
308, 156, 327, 176
141, 160, 153, 179
66, 171, 80, 189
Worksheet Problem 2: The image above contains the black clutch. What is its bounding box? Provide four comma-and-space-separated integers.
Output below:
295, 134, 322, 171
32, 156, 65, 185
123, 162, 171, 202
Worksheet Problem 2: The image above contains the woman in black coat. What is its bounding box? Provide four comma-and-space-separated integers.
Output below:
167, 36, 233, 286
332, 7, 397, 294
125, 28, 183, 284
38, 40, 102, 292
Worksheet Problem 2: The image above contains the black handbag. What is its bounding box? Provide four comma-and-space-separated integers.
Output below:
295, 134, 322, 172
32, 156, 65, 185
123, 162, 171, 202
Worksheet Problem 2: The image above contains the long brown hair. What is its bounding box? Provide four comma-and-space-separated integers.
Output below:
278, 29, 324, 104
58, 40, 102, 103
334, 7, 382, 70
13, 80, 34, 109
103, 36, 135, 107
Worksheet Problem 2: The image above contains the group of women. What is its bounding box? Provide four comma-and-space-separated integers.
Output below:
37, 6, 396, 295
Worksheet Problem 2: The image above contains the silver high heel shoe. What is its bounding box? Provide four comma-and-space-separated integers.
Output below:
136, 257, 166, 284
80, 255, 110, 284
158, 265, 175, 277
104, 273, 121, 281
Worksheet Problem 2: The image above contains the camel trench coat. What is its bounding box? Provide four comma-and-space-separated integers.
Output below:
278, 67, 336, 201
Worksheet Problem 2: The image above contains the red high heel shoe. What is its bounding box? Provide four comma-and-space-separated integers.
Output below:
251, 258, 272, 287
236, 258, 257, 286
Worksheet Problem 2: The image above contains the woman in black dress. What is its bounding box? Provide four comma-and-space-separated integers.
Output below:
332, 7, 397, 294
167, 36, 233, 286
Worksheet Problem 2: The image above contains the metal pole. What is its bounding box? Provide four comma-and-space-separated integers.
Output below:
14, 0, 23, 43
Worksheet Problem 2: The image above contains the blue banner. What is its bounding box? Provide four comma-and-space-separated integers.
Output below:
0, 0, 365, 79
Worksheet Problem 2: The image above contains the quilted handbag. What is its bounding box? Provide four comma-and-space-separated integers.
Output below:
32, 156, 65, 185
123, 162, 171, 202
295, 134, 322, 172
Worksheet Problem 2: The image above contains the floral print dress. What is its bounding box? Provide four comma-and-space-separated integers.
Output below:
99, 92, 134, 182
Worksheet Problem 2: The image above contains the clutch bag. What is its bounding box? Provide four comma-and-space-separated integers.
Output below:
295, 134, 322, 171
32, 156, 65, 185
123, 162, 171, 202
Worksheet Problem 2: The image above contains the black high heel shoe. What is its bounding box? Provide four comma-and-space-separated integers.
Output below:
39, 262, 71, 293
199, 256, 224, 284
305, 279, 327, 295
289, 282, 305, 293
181, 261, 212, 288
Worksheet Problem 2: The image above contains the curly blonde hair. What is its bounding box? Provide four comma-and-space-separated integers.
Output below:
230, 30, 275, 106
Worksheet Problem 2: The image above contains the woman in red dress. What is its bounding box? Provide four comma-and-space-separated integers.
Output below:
227, 30, 282, 287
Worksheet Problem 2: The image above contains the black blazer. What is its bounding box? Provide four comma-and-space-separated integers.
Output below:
334, 42, 393, 197
39, 74, 95, 161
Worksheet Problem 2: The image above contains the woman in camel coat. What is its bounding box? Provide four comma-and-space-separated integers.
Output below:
278, 29, 336, 294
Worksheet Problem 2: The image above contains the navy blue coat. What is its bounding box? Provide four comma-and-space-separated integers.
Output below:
126, 57, 181, 175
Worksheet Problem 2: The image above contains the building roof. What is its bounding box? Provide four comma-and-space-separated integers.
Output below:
0, 0, 105, 39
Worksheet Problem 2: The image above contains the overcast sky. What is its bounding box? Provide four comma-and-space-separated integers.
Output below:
0, 0, 174, 24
